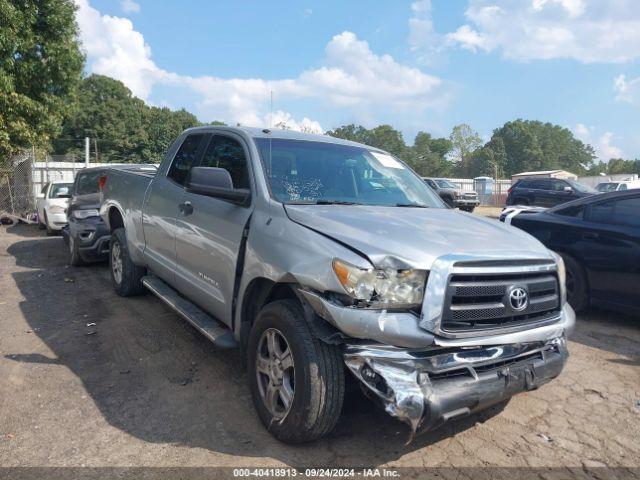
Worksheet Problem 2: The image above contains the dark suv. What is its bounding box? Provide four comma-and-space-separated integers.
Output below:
62, 168, 111, 265
506, 177, 597, 207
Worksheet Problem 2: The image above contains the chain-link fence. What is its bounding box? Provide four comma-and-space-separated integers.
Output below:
0, 150, 35, 220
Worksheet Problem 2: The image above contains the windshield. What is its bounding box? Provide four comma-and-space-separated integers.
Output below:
596, 182, 618, 192
566, 179, 597, 193
49, 183, 73, 198
435, 179, 459, 189
255, 138, 444, 207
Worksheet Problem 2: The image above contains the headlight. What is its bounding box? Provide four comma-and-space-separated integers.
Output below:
332, 259, 427, 307
551, 251, 567, 305
72, 209, 100, 219
49, 205, 66, 214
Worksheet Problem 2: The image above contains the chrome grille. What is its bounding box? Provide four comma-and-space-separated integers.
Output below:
441, 271, 561, 332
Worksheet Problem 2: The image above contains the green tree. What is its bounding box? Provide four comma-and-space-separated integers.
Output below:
410, 131, 452, 176
365, 125, 407, 159
53, 75, 148, 162
326, 124, 370, 144
53, 75, 210, 163
487, 120, 595, 177
0, 0, 84, 163
449, 124, 482, 177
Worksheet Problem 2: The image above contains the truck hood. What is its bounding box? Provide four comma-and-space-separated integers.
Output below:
284, 205, 553, 269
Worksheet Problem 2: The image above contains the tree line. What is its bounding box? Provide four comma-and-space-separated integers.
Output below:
1, 0, 637, 178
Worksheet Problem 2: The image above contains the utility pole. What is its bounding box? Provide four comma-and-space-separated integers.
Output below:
85, 137, 90, 168
94, 138, 99, 163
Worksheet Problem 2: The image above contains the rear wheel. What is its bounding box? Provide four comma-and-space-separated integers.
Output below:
247, 299, 344, 443
560, 253, 588, 313
109, 227, 146, 296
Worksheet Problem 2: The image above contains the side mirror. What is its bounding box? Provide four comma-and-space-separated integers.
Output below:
186, 167, 250, 206
37, 193, 45, 199
563, 186, 573, 193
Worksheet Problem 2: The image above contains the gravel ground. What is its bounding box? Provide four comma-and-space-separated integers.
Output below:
0, 224, 639, 473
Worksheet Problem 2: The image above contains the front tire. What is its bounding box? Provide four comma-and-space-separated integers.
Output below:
109, 228, 146, 296
69, 235, 85, 266
247, 299, 344, 443
44, 212, 55, 236
560, 253, 588, 313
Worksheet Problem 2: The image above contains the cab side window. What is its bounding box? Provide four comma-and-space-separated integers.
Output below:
167, 134, 205, 186
200, 135, 250, 189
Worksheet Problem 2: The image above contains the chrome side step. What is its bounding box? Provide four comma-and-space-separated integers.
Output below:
142, 275, 237, 349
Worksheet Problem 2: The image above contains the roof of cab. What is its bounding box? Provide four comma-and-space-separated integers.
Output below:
182, 125, 382, 151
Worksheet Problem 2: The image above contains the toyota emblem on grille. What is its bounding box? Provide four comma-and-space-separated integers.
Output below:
508, 287, 529, 311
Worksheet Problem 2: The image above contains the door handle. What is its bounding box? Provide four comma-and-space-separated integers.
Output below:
178, 201, 193, 216
582, 231, 599, 240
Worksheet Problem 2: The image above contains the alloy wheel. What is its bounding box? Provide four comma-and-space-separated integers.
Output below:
111, 241, 123, 285
255, 328, 295, 419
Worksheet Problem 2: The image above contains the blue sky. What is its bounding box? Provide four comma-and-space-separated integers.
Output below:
77, 0, 640, 161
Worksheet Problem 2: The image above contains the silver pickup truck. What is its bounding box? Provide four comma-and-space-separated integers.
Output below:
100, 126, 575, 443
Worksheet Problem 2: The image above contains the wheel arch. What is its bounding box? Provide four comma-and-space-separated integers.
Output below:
107, 206, 125, 232
238, 277, 341, 364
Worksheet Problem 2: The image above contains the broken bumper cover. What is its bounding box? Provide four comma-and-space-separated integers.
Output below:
344, 337, 568, 437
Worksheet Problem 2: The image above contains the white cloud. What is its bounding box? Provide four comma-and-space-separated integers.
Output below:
266, 111, 323, 134
573, 124, 623, 160
120, 0, 140, 14
75, 0, 162, 99
446, 0, 640, 63
75, 1, 446, 130
302, 8, 313, 19
614, 74, 640, 104
408, 0, 444, 64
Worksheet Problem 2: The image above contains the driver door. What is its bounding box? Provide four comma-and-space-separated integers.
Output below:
174, 133, 254, 326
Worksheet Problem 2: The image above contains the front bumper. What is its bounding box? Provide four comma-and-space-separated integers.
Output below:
452, 198, 479, 208
47, 212, 68, 230
69, 216, 111, 262
345, 336, 568, 439
300, 289, 575, 348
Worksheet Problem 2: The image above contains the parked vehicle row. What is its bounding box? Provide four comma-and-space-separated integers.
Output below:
506, 177, 598, 207
94, 126, 574, 443
422, 177, 480, 212
596, 179, 640, 192
500, 190, 640, 315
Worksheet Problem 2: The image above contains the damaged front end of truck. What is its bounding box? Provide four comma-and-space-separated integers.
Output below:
301, 252, 575, 439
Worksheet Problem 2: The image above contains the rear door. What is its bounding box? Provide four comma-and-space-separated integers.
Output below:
531, 179, 556, 206
142, 133, 206, 285
174, 133, 254, 326
578, 195, 640, 311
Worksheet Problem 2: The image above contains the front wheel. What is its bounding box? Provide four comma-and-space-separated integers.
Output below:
69, 235, 85, 266
247, 299, 344, 443
560, 253, 588, 313
109, 228, 146, 296
44, 212, 55, 236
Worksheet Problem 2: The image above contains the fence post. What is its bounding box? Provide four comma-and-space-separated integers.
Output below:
85, 137, 90, 167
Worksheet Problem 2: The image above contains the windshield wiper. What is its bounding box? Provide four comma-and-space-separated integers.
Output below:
288, 200, 362, 205
395, 203, 429, 208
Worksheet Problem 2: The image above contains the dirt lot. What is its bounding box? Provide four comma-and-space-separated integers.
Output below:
1, 224, 639, 472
